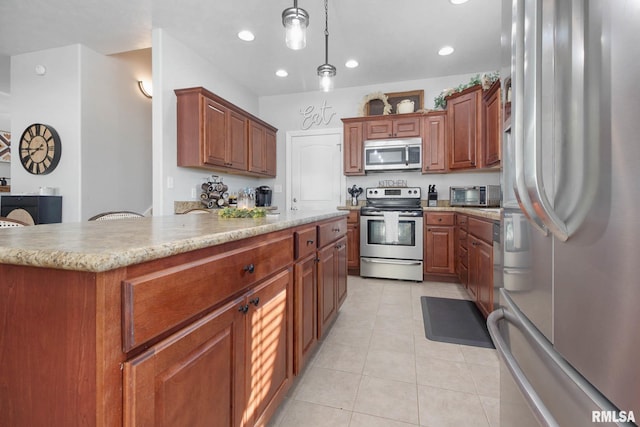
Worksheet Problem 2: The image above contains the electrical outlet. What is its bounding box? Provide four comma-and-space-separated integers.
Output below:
167, 176, 174, 189
191, 187, 197, 198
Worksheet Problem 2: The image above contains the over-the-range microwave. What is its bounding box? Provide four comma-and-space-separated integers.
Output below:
449, 185, 501, 207
363, 138, 422, 172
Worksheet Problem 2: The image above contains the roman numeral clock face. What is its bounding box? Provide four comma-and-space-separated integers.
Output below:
19, 123, 62, 175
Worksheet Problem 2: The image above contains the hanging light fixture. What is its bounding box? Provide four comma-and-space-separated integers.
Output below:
317, 0, 336, 92
282, 0, 309, 50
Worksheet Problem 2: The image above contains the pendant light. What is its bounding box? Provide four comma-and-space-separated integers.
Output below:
317, 0, 336, 92
282, 0, 309, 50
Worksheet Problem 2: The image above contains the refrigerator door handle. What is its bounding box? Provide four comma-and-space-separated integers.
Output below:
488, 289, 633, 427
511, 0, 548, 235
487, 308, 560, 427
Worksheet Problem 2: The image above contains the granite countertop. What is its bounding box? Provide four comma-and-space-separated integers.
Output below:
337, 205, 501, 221
0, 210, 347, 273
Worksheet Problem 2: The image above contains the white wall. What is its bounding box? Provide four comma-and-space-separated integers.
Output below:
0, 55, 11, 180
10, 45, 152, 222
259, 73, 500, 208
152, 29, 267, 216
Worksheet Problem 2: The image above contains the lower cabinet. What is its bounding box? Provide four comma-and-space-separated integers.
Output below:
346, 210, 360, 274
424, 212, 456, 276
124, 268, 293, 427
293, 253, 318, 375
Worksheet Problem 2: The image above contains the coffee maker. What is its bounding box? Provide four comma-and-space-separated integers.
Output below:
255, 186, 272, 207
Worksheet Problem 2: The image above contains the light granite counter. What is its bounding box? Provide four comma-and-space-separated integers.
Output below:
0, 210, 347, 272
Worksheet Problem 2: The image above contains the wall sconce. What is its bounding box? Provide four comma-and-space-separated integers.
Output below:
137, 80, 153, 98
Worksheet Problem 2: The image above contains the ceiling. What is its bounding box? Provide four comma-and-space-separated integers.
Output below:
0, 0, 502, 97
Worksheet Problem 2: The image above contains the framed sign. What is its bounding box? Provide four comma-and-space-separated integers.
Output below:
366, 90, 424, 115
0, 130, 10, 162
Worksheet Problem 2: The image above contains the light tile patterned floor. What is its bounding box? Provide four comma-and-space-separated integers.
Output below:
268, 276, 500, 427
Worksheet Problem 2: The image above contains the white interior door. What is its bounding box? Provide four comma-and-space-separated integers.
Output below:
286, 128, 345, 211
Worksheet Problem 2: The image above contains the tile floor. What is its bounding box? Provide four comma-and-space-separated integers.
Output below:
268, 276, 500, 427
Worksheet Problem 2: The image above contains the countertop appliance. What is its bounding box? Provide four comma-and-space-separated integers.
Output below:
488, 1, 640, 426
359, 187, 423, 281
363, 138, 422, 172
255, 186, 272, 207
449, 185, 500, 207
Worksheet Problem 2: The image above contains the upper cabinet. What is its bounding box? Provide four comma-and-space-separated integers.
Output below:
447, 85, 482, 170
175, 87, 278, 177
421, 111, 447, 173
483, 80, 502, 167
365, 116, 421, 139
342, 118, 365, 176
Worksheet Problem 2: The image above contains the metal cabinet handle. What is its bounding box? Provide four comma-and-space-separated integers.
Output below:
238, 304, 249, 314
249, 297, 260, 307
306, 239, 315, 245
243, 264, 255, 274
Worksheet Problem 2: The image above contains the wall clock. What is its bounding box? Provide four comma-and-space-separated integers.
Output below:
19, 123, 62, 175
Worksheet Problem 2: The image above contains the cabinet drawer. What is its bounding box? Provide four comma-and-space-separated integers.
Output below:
469, 217, 493, 244
426, 212, 455, 226
295, 226, 318, 260
318, 218, 347, 247
122, 234, 293, 352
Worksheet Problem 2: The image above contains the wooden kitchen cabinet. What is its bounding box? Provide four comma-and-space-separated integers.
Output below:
176, 87, 277, 177
424, 212, 456, 276
123, 296, 247, 427
467, 217, 495, 318
365, 116, 421, 139
293, 226, 318, 374
248, 120, 277, 177
447, 85, 482, 170
317, 218, 348, 339
421, 111, 447, 173
455, 214, 469, 287
346, 210, 360, 274
483, 80, 502, 167
342, 119, 364, 175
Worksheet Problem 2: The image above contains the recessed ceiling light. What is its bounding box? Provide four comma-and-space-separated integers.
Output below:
237, 30, 255, 42
345, 59, 359, 69
438, 46, 455, 56
450, 0, 469, 4
275, 69, 289, 77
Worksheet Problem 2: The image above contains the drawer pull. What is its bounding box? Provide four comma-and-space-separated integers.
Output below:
249, 297, 260, 307
238, 304, 249, 314
243, 264, 255, 274
307, 239, 315, 245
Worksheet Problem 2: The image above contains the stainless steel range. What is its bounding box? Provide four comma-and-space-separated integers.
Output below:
360, 187, 423, 281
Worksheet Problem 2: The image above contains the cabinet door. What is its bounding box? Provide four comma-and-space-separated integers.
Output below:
346, 212, 360, 271
203, 98, 228, 167
317, 244, 337, 338
448, 88, 481, 169
422, 113, 447, 172
467, 235, 481, 301
245, 268, 293, 426
248, 121, 266, 174
335, 236, 348, 308
425, 226, 455, 274
264, 129, 277, 176
475, 238, 493, 318
227, 110, 248, 171
294, 254, 318, 374
393, 117, 421, 138
123, 297, 246, 427
483, 85, 502, 167
365, 119, 393, 139
343, 122, 364, 175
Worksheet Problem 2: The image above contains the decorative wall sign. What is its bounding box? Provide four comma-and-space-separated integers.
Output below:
0, 130, 10, 162
299, 100, 336, 130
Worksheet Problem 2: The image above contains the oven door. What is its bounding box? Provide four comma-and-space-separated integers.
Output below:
359, 213, 423, 260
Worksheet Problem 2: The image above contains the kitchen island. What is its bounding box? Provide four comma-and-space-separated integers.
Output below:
0, 210, 348, 427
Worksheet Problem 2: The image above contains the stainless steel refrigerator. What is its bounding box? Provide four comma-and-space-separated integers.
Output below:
489, 1, 640, 426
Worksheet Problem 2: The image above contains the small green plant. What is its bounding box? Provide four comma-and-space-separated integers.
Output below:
433, 72, 500, 110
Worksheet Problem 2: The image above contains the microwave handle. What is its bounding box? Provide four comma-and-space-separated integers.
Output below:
405, 145, 409, 166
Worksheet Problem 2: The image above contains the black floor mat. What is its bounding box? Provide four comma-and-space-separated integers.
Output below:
420, 296, 495, 348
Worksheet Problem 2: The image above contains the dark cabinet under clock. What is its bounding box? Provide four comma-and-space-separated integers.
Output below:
1, 195, 62, 224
